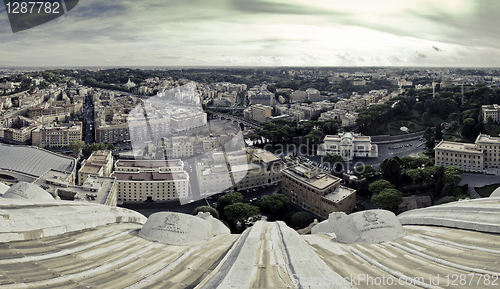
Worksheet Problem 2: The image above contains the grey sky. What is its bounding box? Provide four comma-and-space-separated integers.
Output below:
1, 0, 499, 67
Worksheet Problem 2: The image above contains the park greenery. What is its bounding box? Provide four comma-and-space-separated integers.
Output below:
194, 192, 317, 233
355, 154, 465, 211
248, 118, 339, 154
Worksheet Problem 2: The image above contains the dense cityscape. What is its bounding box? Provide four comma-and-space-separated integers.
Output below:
1, 66, 499, 228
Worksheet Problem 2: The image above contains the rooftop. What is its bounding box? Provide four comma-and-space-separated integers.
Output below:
284, 164, 341, 190
0, 144, 76, 178
34, 169, 116, 204
115, 159, 183, 168
435, 140, 483, 153
323, 185, 356, 203
4, 196, 500, 288
475, 133, 500, 144
111, 171, 188, 182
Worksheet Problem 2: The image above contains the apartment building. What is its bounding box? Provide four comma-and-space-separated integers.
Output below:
282, 163, 356, 218
248, 90, 275, 106
111, 159, 189, 203
243, 104, 272, 122
32, 122, 82, 148
435, 134, 500, 172
170, 111, 207, 132
0, 116, 41, 144
196, 148, 283, 195
78, 150, 114, 185
434, 142, 484, 172
34, 169, 118, 206
290, 90, 307, 103
482, 104, 500, 124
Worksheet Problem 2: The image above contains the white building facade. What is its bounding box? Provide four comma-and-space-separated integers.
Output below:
317, 132, 378, 161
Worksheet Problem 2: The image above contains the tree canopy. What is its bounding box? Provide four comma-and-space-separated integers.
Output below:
224, 203, 260, 223
368, 180, 395, 195
259, 194, 289, 214
371, 188, 403, 210
193, 206, 219, 219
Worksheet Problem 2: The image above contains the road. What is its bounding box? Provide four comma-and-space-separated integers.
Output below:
120, 183, 281, 218
459, 173, 500, 188
294, 138, 427, 174
83, 93, 95, 144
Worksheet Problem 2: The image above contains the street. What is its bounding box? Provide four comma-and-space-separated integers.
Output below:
120, 183, 281, 217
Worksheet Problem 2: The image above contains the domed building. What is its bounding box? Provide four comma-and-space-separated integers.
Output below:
1, 183, 500, 288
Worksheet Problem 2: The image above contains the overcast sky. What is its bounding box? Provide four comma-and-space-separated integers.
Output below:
1, 0, 500, 67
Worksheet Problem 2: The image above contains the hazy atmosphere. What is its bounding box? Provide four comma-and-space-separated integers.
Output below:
1, 0, 500, 67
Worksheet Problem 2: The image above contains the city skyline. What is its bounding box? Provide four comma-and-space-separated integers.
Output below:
1, 0, 500, 67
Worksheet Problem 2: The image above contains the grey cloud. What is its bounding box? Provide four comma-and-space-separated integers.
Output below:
387, 55, 402, 63
405, 3, 500, 49
416, 52, 427, 58
432, 46, 441, 52
230, 0, 348, 16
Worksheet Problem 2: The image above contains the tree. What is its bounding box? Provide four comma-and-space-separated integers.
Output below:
290, 212, 313, 229
407, 169, 423, 184
368, 180, 395, 195
380, 158, 401, 184
435, 196, 455, 205
424, 127, 435, 150
487, 115, 494, 124
193, 206, 219, 219
67, 140, 84, 154
259, 194, 289, 214
462, 118, 476, 138
224, 203, 260, 223
353, 165, 377, 179
443, 166, 463, 185
371, 188, 403, 210
220, 192, 243, 204
323, 153, 344, 173
435, 124, 442, 141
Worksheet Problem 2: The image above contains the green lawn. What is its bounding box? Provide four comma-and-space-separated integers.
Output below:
376, 109, 445, 136
386, 120, 426, 136
475, 184, 500, 197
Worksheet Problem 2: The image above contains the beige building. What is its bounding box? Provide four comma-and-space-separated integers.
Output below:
476, 134, 500, 169
435, 134, 500, 172
317, 132, 378, 161
78, 150, 114, 185
196, 148, 283, 195
170, 111, 207, 132
0, 116, 41, 144
282, 163, 356, 218
32, 122, 82, 148
243, 104, 272, 122
34, 169, 118, 206
290, 90, 307, 103
111, 159, 189, 203
435, 141, 484, 172
482, 104, 500, 123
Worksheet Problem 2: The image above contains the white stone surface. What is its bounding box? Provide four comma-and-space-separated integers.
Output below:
311, 219, 333, 234
331, 210, 406, 244
399, 198, 500, 233
0, 199, 147, 242
0, 182, 8, 195
2, 182, 54, 201
490, 186, 500, 197
139, 212, 213, 245
196, 212, 230, 237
